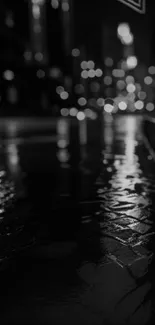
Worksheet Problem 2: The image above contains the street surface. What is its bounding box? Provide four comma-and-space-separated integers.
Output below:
0, 114, 155, 324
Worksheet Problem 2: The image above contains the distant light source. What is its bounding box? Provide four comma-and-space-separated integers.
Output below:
56, 86, 64, 95
78, 97, 87, 106
97, 98, 105, 107
3, 70, 14, 81
146, 102, 154, 111
95, 68, 103, 77
88, 69, 96, 78
87, 60, 95, 69
36, 69, 45, 78
70, 107, 78, 116
51, 0, 59, 9
116, 80, 126, 90
34, 52, 43, 62
134, 100, 144, 110
71, 48, 80, 57
49, 67, 62, 78
57, 139, 67, 148
90, 81, 100, 92
126, 56, 138, 69
126, 75, 135, 84
74, 84, 84, 94
121, 33, 133, 45
137, 91, 147, 100
60, 91, 69, 100
104, 76, 112, 85
104, 57, 113, 67
148, 66, 155, 75
118, 101, 127, 110
144, 76, 153, 85
62, 1, 69, 11
81, 70, 88, 79
112, 69, 125, 78
61, 108, 69, 116
117, 23, 130, 38
81, 61, 88, 70
126, 83, 136, 93
104, 104, 113, 113
77, 111, 85, 120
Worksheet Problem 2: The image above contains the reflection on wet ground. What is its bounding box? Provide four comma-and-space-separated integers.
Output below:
0, 115, 155, 324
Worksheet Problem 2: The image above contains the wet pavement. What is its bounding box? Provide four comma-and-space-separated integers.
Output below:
0, 115, 155, 324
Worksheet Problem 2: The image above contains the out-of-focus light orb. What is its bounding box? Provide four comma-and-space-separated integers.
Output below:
70, 107, 78, 116
81, 61, 88, 70
88, 69, 96, 78
104, 103, 114, 113
117, 23, 130, 38
104, 57, 113, 67
88, 98, 97, 107
62, 2, 69, 11
56, 86, 64, 94
51, 0, 59, 9
3, 70, 14, 81
127, 92, 136, 102
24, 50, 32, 61
50, 67, 61, 78
81, 70, 88, 79
144, 76, 153, 85
78, 97, 87, 106
112, 69, 125, 78
121, 33, 133, 45
61, 108, 69, 116
126, 75, 134, 84
60, 91, 69, 100
116, 80, 126, 90
5, 14, 14, 28
95, 68, 103, 77
126, 56, 138, 69
72, 48, 80, 57
118, 101, 127, 110
137, 91, 147, 100
57, 149, 69, 163
126, 83, 136, 93
148, 66, 155, 75
77, 111, 85, 120
97, 98, 105, 107
134, 100, 144, 110
84, 108, 97, 119
121, 60, 127, 70
104, 76, 112, 85
87, 60, 95, 69
90, 81, 100, 92
146, 102, 154, 111
36, 69, 45, 78
74, 84, 84, 94
34, 52, 43, 62
57, 139, 67, 149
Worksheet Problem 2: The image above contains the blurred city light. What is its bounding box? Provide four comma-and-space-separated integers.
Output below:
77, 111, 85, 120
97, 98, 105, 107
72, 48, 80, 57
95, 68, 103, 77
146, 102, 154, 111
104, 57, 114, 67
104, 76, 112, 85
69, 107, 78, 116
148, 66, 155, 75
118, 101, 127, 110
60, 91, 69, 100
56, 86, 64, 95
34, 52, 43, 62
121, 33, 134, 45
112, 69, 125, 78
62, 1, 69, 12
126, 56, 138, 69
78, 97, 87, 106
116, 80, 126, 90
51, 0, 59, 9
87, 60, 95, 69
36, 69, 45, 78
126, 83, 136, 93
81, 61, 88, 70
57, 139, 68, 148
88, 69, 96, 78
144, 76, 153, 85
3, 70, 14, 81
117, 23, 130, 38
24, 50, 32, 61
104, 104, 114, 113
134, 100, 144, 110
49, 67, 62, 78
74, 84, 84, 94
81, 70, 88, 79
126, 75, 135, 84
137, 91, 147, 100
90, 81, 100, 92
61, 108, 69, 116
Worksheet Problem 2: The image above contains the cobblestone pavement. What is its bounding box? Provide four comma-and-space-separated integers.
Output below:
1, 115, 155, 325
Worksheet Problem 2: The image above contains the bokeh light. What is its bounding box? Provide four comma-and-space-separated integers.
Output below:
72, 48, 80, 57
104, 57, 113, 67
87, 60, 95, 69
81, 61, 88, 70
81, 70, 88, 79
126, 83, 136, 93
78, 97, 87, 106
134, 100, 144, 110
104, 76, 112, 85
60, 91, 69, 100
126, 56, 138, 69
148, 66, 155, 75
69, 107, 78, 116
88, 69, 96, 78
61, 108, 69, 116
146, 102, 154, 111
77, 111, 85, 120
137, 91, 147, 100
104, 103, 114, 113
118, 101, 127, 110
144, 76, 153, 85
117, 23, 130, 38
95, 68, 103, 77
